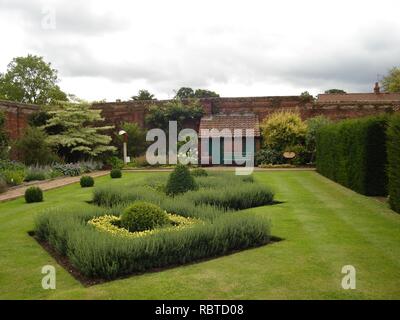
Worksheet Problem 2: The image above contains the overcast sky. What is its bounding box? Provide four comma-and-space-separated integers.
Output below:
0, 0, 399, 101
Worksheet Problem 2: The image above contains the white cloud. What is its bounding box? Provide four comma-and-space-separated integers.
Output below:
0, 0, 399, 101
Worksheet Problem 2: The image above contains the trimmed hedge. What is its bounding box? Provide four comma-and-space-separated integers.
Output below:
34, 206, 271, 279
316, 116, 388, 196
25, 186, 43, 203
80, 176, 94, 188
110, 169, 122, 179
387, 115, 400, 213
121, 201, 170, 232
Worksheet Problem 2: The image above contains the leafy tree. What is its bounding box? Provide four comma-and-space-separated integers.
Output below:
260, 111, 307, 152
324, 89, 347, 94
382, 67, 400, 93
43, 101, 116, 161
0, 111, 9, 159
175, 87, 195, 99
174, 87, 220, 99
0, 54, 68, 105
300, 91, 314, 102
145, 99, 204, 131
14, 126, 57, 165
117, 122, 148, 157
131, 89, 156, 101
194, 89, 219, 98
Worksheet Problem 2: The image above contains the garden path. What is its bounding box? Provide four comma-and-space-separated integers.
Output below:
0, 171, 109, 202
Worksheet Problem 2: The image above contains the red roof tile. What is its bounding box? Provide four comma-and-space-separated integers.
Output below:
199, 113, 260, 137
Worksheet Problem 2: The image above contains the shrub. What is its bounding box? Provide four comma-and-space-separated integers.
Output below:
191, 168, 208, 177
316, 115, 388, 196
185, 183, 274, 210
120, 201, 170, 232
110, 168, 122, 179
15, 126, 57, 165
285, 145, 310, 165
0, 177, 7, 193
25, 186, 43, 203
107, 156, 124, 170
53, 163, 81, 177
260, 111, 307, 152
132, 155, 149, 167
387, 115, 400, 213
166, 164, 197, 196
117, 122, 148, 158
34, 207, 270, 279
24, 166, 49, 182
255, 148, 283, 165
2, 169, 25, 186
80, 176, 94, 188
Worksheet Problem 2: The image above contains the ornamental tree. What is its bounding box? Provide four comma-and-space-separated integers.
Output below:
43, 101, 116, 161
260, 111, 307, 152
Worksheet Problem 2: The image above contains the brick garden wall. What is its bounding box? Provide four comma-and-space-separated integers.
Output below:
93, 96, 400, 130
1, 96, 400, 142
0, 100, 39, 140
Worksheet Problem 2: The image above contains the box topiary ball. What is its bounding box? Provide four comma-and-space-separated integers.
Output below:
80, 175, 94, 188
110, 169, 122, 179
120, 201, 170, 232
25, 186, 43, 203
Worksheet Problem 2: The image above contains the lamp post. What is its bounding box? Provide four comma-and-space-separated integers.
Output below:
118, 130, 128, 164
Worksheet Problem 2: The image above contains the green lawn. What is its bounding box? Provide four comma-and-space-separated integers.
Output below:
1, 171, 400, 299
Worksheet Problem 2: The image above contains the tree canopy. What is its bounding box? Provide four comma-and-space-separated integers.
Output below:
0, 54, 68, 105
131, 89, 156, 101
145, 99, 204, 131
43, 101, 116, 161
174, 87, 219, 99
324, 89, 347, 94
382, 67, 400, 93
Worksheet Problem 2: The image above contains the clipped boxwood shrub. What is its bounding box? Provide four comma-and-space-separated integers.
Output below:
25, 186, 43, 203
120, 201, 170, 232
191, 168, 208, 177
110, 169, 122, 179
166, 164, 197, 196
80, 175, 94, 188
387, 115, 400, 213
316, 115, 388, 196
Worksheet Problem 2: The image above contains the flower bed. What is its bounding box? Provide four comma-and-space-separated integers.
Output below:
34, 171, 274, 281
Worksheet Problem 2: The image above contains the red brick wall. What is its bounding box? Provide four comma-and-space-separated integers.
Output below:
0, 100, 39, 141
1, 97, 399, 143
93, 96, 400, 129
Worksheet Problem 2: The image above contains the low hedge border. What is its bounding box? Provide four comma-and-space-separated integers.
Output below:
34, 206, 271, 280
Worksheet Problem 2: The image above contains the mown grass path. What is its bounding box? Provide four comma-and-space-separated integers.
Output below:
0, 171, 399, 299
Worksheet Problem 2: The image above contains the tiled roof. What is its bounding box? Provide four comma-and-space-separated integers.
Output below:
199, 113, 260, 137
317, 93, 400, 102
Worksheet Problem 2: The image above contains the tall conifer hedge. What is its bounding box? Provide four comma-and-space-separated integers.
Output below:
316, 115, 388, 196
387, 115, 400, 213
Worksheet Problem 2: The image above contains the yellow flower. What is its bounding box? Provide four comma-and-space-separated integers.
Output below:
88, 213, 200, 239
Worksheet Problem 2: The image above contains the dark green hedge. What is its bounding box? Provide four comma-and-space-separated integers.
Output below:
387, 115, 400, 213
316, 115, 388, 196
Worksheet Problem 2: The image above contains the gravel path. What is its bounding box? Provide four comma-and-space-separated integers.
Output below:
0, 171, 109, 202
